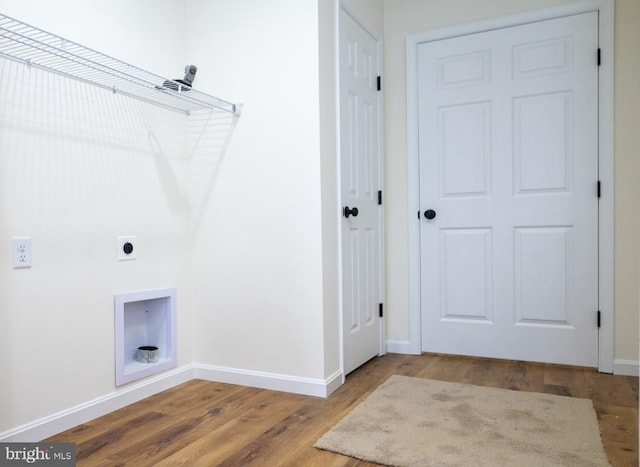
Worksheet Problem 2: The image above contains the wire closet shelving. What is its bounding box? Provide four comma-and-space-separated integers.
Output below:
0, 13, 241, 115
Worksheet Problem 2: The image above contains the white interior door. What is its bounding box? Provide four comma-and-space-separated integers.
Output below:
419, 12, 599, 366
340, 9, 382, 375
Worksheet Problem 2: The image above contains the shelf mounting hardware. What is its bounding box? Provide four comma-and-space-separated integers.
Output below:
0, 13, 241, 116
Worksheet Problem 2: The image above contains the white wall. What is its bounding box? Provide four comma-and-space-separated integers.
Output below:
0, 0, 342, 438
612, 0, 640, 368
382, 0, 639, 365
0, 0, 194, 433
185, 0, 331, 379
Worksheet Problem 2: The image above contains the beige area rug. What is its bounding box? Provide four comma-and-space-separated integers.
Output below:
315, 375, 610, 467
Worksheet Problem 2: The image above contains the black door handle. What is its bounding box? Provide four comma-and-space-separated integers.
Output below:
424, 209, 436, 220
344, 206, 359, 218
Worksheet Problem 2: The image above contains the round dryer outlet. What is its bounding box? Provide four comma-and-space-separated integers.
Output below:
117, 236, 137, 261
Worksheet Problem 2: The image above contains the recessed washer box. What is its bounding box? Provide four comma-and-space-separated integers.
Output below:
114, 288, 177, 386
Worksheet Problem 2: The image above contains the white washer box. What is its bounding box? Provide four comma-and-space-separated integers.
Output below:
114, 288, 177, 386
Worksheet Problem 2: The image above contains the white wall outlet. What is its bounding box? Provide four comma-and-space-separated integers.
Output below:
12, 236, 32, 269
117, 236, 136, 261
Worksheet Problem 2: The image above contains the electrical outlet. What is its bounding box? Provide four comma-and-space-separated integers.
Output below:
117, 236, 136, 261
12, 236, 32, 269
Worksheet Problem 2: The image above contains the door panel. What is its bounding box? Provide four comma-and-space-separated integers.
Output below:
514, 226, 573, 324
514, 92, 572, 193
340, 10, 382, 375
419, 12, 598, 366
439, 102, 491, 197
440, 228, 493, 321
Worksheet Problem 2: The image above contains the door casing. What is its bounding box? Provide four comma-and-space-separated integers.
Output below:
405, 0, 614, 372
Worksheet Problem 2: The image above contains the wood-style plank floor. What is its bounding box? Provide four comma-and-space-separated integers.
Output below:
47, 353, 638, 466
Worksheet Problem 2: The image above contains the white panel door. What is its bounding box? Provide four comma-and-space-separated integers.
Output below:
419, 13, 599, 366
340, 10, 382, 375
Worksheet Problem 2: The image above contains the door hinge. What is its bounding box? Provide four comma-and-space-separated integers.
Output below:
597, 180, 601, 198
377, 75, 381, 91
597, 310, 601, 328
379, 303, 383, 318
597, 48, 601, 66
378, 190, 382, 205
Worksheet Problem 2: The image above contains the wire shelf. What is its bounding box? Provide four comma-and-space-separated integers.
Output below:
0, 13, 240, 115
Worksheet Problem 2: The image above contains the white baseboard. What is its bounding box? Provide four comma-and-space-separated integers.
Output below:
324, 369, 344, 397
194, 363, 343, 398
0, 364, 196, 442
385, 343, 638, 377
386, 340, 419, 355
613, 359, 639, 376
0, 363, 344, 442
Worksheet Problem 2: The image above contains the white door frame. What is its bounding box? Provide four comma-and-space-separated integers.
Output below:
406, 0, 614, 372
337, 4, 386, 376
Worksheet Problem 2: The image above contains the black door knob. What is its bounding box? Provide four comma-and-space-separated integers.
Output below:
424, 209, 436, 220
344, 206, 359, 218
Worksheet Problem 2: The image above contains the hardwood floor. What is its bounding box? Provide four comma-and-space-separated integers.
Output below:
47, 354, 638, 466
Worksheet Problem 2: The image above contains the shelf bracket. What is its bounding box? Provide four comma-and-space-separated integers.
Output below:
0, 13, 241, 116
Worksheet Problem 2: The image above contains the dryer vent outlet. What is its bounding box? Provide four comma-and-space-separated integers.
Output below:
118, 236, 136, 261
